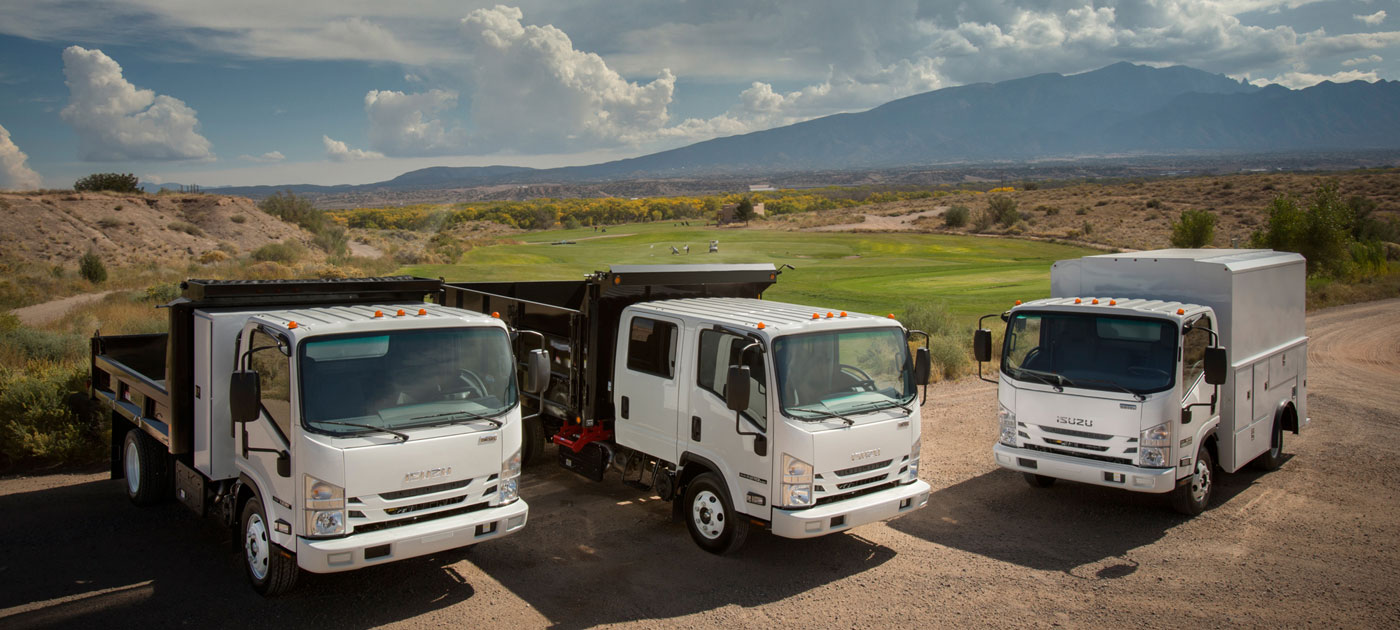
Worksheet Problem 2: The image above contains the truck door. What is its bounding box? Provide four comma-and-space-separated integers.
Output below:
1180, 316, 1215, 468
239, 327, 297, 526
613, 315, 684, 463
686, 329, 771, 519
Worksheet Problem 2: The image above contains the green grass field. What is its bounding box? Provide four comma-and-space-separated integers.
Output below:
403, 222, 1097, 320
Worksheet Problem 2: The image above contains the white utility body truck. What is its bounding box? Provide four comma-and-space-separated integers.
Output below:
973, 249, 1308, 514
442, 264, 933, 553
92, 277, 547, 594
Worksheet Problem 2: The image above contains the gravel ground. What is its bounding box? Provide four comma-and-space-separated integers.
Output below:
1, 299, 1397, 629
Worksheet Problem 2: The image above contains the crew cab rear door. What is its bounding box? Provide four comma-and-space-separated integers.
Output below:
613, 314, 684, 463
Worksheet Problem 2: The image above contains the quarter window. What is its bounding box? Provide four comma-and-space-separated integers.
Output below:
626, 317, 677, 379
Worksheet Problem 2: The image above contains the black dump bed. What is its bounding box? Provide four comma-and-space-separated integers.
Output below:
441, 264, 779, 426
92, 276, 442, 457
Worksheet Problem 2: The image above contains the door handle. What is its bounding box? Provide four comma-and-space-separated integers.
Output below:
692, 416, 702, 441
621, 396, 629, 419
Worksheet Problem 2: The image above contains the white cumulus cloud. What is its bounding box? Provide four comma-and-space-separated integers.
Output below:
0, 123, 43, 190
322, 135, 383, 161
1343, 54, 1384, 66
1250, 68, 1380, 88
238, 150, 285, 163
1355, 11, 1387, 26
365, 89, 464, 156
59, 46, 213, 162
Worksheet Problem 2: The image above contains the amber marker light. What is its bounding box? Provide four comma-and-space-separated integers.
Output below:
1074, 298, 1082, 304
812, 313, 820, 319
287, 321, 298, 329
826, 312, 834, 318
1091, 299, 1099, 305
491, 312, 500, 318
373, 310, 383, 318
418, 308, 427, 316
1015, 300, 1022, 305
1177, 308, 1185, 315
839, 311, 847, 317
396, 309, 406, 317
757, 322, 766, 329
1109, 300, 1117, 306
887, 313, 895, 319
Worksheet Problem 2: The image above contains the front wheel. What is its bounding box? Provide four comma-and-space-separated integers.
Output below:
1171, 446, 1214, 516
123, 429, 169, 506
241, 497, 298, 596
683, 473, 748, 555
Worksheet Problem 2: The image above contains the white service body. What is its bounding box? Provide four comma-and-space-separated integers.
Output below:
992, 249, 1308, 494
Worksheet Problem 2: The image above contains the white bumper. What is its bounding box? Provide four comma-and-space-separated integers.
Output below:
771, 480, 931, 539
994, 444, 1177, 493
296, 499, 528, 573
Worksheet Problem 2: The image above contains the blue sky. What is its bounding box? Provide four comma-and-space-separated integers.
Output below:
1, 0, 1397, 190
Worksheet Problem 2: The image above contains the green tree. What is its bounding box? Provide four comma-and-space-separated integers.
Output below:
1170, 209, 1216, 248
74, 173, 140, 193
944, 205, 970, 228
78, 251, 107, 284
988, 196, 1019, 227
1252, 182, 1356, 277
735, 198, 755, 224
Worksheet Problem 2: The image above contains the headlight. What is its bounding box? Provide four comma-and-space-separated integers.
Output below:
907, 434, 921, 482
780, 453, 813, 508
1139, 423, 1171, 468
304, 474, 345, 537
998, 404, 1017, 447
498, 447, 522, 504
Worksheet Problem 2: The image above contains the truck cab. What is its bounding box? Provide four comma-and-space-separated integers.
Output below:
614, 298, 932, 552
94, 278, 540, 595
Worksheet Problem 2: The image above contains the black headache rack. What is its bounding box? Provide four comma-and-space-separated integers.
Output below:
96, 276, 443, 459
440, 264, 779, 429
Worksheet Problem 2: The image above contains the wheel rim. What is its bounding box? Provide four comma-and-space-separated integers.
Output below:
691, 490, 726, 540
1190, 458, 1212, 504
245, 513, 270, 581
1270, 424, 1282, 458
124, 440, 140, 495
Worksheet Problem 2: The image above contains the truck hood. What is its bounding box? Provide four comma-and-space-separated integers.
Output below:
328, 427, 503, 499
1011, 385, 1143, 439
795, 409, 915, 504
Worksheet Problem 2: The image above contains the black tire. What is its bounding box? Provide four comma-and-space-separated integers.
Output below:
1171, 445, 1214, 516
683, 472, 748, 554
241, 497, 298, 596
1023, 473, 1057, 488
522, 415, 545, 466
1253, 413, 1286, 471
122, 429, 169, 506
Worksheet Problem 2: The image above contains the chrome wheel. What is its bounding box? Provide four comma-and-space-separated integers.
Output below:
124, 439, 141, 496
1189, 458, 1212, 504
691, 489, 725, 540
245, 512, 270, 581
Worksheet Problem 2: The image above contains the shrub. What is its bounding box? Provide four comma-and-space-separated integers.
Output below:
97, 217, 123, 229
988, 196, 1019, 227
78, 251, 107, 284
944, 205, 970, 228
74, 173, 140, 193
1094, 200, 1108, 207
1170, 209, 1216, 248
251, 240, 306, 264
1146, 199, 1162, 209
198, 250, 230, 264
1036, 205, 1060, 216
897, 302, 971, 381
1252, 182, 1357, 277
563, 217, 583, 230
144, 283, 181, 303
230, 214, 247, 224
0, 361, 99, 463
0, 327, 86, 363
168, 221, 204, 237
972, 209, 996, 232
1075, 207, 1088, 216
1083, 221, 1094, 235
311, 226, 349, 256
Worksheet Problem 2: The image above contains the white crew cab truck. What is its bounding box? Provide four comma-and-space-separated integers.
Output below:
973, 250, 1308, 514
93, 277, 547, 594
442, 264, 933, 553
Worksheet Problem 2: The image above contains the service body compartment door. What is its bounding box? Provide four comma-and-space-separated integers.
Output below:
685, 328, 772, 520
613, 314, 683, 463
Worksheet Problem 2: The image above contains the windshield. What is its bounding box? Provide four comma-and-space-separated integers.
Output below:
298, 327, 517, 436
774, 327, 915, 418
1002, 311, 1177, 395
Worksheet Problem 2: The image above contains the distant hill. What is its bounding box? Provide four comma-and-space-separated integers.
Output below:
216, 62, 1400, 198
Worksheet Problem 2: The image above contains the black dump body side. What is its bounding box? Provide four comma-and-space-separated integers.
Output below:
441, 264, 778, 427
95, 276, 442, 457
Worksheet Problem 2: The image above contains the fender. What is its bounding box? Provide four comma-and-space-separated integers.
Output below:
237, 470, 297, 551
1179, 418, 1221, 480
1274, 401, 1298, 440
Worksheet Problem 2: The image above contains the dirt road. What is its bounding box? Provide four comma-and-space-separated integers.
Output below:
2, 299, 1397, 629
9, 290, 113, 326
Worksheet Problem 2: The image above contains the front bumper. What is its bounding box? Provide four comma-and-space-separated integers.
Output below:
296, 499, 529, 573
771, 480, 931, 539
994, 444, 1177, 493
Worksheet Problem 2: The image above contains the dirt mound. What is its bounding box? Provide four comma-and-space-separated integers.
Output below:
0, 192, 317, 266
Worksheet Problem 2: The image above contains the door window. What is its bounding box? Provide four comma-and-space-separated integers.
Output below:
249, 329, 292, 438
626, 317, 677, 378
697, 330, 767, 430
1182, 315, 1212, 393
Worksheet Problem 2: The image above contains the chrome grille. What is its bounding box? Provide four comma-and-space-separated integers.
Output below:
379, 479, 472, 501
835, 459, 892, 477
383, 495, 467, 516
1024, 443, 1132, 466
1039, 425, 1112, 441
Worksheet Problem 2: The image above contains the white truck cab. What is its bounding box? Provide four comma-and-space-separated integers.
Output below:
974, 250, 1308, 514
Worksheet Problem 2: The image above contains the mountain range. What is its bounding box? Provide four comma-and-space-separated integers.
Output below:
214, 62, 1400, 197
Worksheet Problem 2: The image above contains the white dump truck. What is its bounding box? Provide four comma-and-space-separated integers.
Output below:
442, 264, 933, 553
92, 277, 547, 594
973, 249, 1308, 514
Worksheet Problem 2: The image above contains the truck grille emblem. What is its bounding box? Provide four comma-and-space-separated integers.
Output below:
403, 467, 452, 484
851, 448, 881, 462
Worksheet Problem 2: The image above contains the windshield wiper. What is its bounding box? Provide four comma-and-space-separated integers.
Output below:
1061, 376, 1147, 401
315, 421, 409, 442
1012, 367, 1064, 392
850, 399, 913, 416
410, 410, 503, 429
789, 406, 855, 426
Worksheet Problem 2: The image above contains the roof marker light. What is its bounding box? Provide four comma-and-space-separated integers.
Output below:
373, 310, 383, 318
1015, 300, 1022, 305
1091, 299, 1099, 305
888, 314, 895, 319
757, 322, 766, 330
287, 321, 298, 329
418, 308, 427, 316
396, 309, 406, 317
491, 312, 500, 319
813, 313, 820, 319
1074, 298, 1082, 304
613, 276, 622, 285
826, 312, 834, 319
1177, 308, 1185, 315
1109, 300, 1117, 306
839, 311, 847, 317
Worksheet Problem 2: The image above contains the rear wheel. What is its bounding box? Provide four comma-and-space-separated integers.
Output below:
1253, 413, 1286, 471
1171, 446, 1214, 516
241, 497, 298, 596
684, 473, 748, 555
122, 429, 169, 506
1023, 473, 1057, 488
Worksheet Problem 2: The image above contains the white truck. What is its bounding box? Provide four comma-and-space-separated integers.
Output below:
973, 249, 1308, 514
442, 264, 933, 553
92, 277, 548, 594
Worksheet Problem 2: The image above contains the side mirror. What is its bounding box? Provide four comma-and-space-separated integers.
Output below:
752, 434, 767, 457
725, 365, 751, 412
973, 329, 993, 363
525, 349, 551, 393
230, 371, 261, 424
1204, 347, 1228, 385
914, 348, 931, 385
